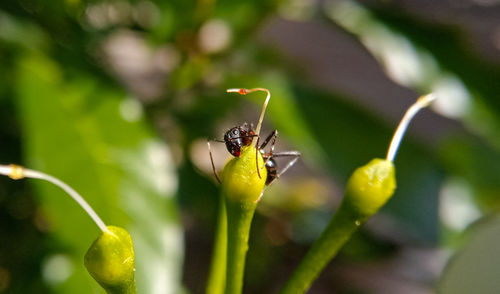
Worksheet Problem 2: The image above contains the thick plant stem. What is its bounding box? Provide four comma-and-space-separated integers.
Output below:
224, 200, 257, 294
279, 203, 360, 294
216, 144, 266, 294
279, 94, 434, 293
206, 195, 228, 294
280, 159, 395, 294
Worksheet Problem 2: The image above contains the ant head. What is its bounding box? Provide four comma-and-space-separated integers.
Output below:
223, 125, 254, 157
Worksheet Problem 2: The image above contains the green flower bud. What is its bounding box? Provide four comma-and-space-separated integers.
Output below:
343, 158, 396, 220
221, 145, 267, 204
85, 226, 136, 294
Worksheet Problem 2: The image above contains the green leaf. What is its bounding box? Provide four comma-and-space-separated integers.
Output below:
14, 52, 182, 294
439, 216, 500, 294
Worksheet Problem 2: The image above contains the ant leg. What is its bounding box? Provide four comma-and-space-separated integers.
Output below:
259, 130, 278, 169
207, 140, 221, 184
211, 139, 226, 143
255, 130, 278, 180
277, 154, 300, 178
270, 150, 301, 158
266, 151, 301, 186
259, 130, 278, 151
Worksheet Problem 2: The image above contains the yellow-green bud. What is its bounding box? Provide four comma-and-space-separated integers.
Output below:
343, 158, 396, 219
84, 226, 136, 294
221, 145, 267, 204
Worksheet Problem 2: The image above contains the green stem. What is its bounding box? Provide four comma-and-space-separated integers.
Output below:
206, 194, 227, 294
279, 92, 431, 293
280, 159, 395, 294
225, 199, 257, 294
216, 144, 267, 294
279, 202, 360, 294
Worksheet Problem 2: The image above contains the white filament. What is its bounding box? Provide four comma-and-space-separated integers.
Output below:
0, 165, 12, 177
0, 164, 107, 232
227, 87, 271, 146
386, 93, 436, 162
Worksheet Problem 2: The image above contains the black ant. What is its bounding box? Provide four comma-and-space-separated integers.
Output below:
208, 127, 300, 186
207, 87, 300, 187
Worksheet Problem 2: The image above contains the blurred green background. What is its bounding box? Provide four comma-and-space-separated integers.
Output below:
1, 0, 500, 293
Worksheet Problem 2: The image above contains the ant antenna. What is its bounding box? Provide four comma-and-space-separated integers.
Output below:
207, 141, 221, 184
226, 88, 271, 147
386, 93, 436, 162
0, 164, 108, 232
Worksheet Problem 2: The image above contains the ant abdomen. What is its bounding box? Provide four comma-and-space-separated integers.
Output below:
264, 157, 277, 185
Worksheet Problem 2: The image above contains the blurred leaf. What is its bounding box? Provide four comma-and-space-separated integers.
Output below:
366, 4, 500, 116
14, 52, 182, 294
325, 0, 500, 153
0, 11, 47, 50
171, 57, 210, 90
439, 135, 500, 211
439, 216, 500, 294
